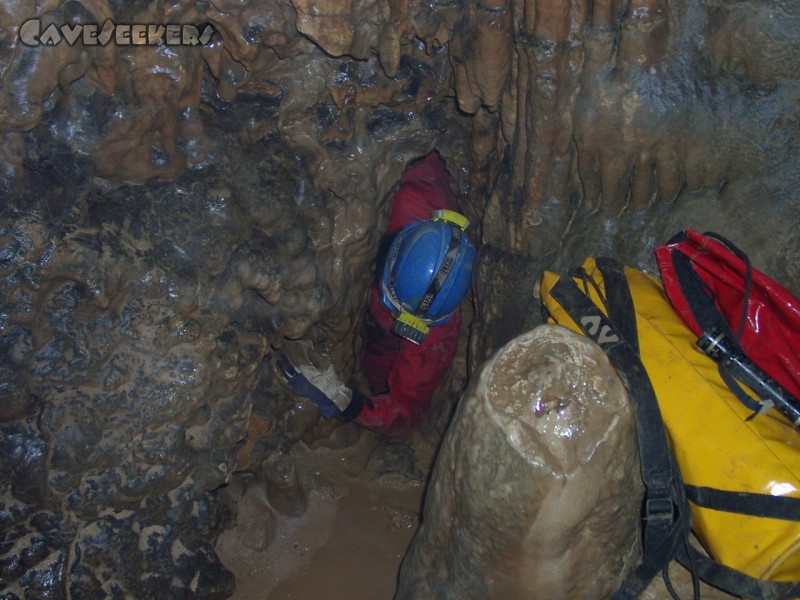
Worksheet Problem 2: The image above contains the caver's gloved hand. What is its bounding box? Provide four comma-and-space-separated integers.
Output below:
276, 353, 367, 421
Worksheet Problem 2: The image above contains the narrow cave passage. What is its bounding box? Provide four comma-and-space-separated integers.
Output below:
1, 0, 800, 598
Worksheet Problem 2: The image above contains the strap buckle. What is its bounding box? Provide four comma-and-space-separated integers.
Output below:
645, 498, 674, 523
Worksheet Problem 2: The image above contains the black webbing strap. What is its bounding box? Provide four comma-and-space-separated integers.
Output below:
663, 231, 746, 341
596, 257, 641, 356
548, 272, 689, 599
718, 365, 766, 416
675, 542, 800, 600
417, 225, 462, 316
671, 249, 734, 340
667, 233, 765, 415
701, 232, 754, 340
685, 485, 800, 521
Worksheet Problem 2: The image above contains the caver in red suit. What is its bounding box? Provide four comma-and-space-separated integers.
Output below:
354, 151, 463, 438
276, 151, 475, 440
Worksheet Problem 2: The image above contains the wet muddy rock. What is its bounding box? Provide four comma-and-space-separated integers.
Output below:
397, 325, 644, 599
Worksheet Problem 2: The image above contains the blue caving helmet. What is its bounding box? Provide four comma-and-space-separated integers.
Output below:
380, 210, 476, 344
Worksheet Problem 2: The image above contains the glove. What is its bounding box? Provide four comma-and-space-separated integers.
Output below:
275, 353, 365, 421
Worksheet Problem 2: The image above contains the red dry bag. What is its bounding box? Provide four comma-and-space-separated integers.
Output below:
655, 229, 800, 411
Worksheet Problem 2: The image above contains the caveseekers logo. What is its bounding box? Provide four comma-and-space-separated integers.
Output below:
19, 19, 216, 46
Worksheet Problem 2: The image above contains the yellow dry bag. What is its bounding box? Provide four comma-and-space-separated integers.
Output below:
541, 257, 800, 597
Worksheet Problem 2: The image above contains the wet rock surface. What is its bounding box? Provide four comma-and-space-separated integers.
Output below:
0, 0, 799, 597
396, 325, 644, 599
468, 0, 800, 362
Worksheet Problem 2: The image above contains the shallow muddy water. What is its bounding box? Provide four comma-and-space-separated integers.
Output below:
216, 434, 429, 599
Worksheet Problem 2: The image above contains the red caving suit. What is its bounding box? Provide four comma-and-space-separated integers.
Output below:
354, 151, 462, 439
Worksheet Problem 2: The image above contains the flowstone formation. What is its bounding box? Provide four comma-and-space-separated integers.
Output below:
1, 0, 800, 597
463, 0, 800, 361
1, 1, 470, 597
397, 325, 644, 599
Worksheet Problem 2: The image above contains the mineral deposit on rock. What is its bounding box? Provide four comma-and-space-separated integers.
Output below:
397, 325, 644, 599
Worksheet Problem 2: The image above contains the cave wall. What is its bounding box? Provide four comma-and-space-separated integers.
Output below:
1, 0, 799, 597
466, 0, 800, 360
1, 1, 473, 596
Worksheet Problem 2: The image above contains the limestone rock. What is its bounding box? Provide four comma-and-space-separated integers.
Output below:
396, 324, 644, 599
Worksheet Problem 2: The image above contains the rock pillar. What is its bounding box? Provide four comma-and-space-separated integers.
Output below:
396, 324, 644, 599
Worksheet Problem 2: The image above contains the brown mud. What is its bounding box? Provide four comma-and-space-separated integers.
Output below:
216, 431, 433, 599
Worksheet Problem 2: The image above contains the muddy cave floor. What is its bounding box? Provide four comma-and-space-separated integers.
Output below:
215, 430, 434, 599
